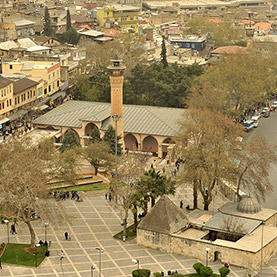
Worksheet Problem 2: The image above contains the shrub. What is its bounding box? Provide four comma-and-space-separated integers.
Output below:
132, 269, 151, 277
219, 267, 230, 277
172, 274, 186, 276
193, 262, 205, 275
153, 272, 162, 277
200, 266, 213, 277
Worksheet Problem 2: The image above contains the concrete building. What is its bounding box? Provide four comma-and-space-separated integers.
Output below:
0, 76, 13, 119
0, 38, 37, 57
137, 196, 277, 271
13, 77, 38, 112
1, 60, 61, 97
97, 4, 140, 33
12, 19, 35, 38
170, 36, 206, 51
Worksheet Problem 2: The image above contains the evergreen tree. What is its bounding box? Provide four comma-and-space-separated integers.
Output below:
60, 129, 81, 152
89, 127, 101, 144
103, 125, 122, 155
43, 6, 53, 36
66, 9, 71, 31
57, 27, 80, 45
161, 36, 168, 68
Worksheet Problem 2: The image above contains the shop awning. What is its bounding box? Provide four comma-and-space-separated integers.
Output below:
39, 104, 49, 111
0, 118, 10, 125
8, 110, 28, 121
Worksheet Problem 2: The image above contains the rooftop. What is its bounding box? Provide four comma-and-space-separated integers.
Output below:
0, 76, 12, 88
12, 19, 36, 27
219, 202, 277, 222
13, 78, 38, 94
103, 4, 140, 12
0, 38, 37, 51
77, 29, 104, 38
33, 100, 184, 137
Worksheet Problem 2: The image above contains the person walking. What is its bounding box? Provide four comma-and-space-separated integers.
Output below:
105, 193, 108, 200
180, 200, 183, 209
59, 250, 64, 260
109, 193, 112, 202
64, 232, 68, 240
68, 233, 72, 240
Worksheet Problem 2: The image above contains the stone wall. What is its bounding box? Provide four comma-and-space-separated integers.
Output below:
137, 228, 277, 270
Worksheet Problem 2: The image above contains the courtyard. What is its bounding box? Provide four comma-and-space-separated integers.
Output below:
0, 192, 276, 277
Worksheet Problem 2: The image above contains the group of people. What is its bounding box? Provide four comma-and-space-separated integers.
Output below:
52, 191, 82, 202
158, 270, 179, 276
105, 192, 112, 202
64, 232, 72, 240
0, 121, 31, 142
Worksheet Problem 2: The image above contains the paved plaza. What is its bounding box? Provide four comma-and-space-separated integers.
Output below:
0, 192, 276, 277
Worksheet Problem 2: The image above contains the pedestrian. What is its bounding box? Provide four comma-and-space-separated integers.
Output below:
64, 232, 68, 240
11, 223, 16, 234
109, 193, 112, 202
105, 193, 108, 200
0, 259, 2, 269
162, 166, 166, 173
59, 250, 64, 260
180, 200, 183, 209
68, 233, 71, 240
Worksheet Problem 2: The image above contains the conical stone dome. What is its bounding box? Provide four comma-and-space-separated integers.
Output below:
237, 197, 262, 214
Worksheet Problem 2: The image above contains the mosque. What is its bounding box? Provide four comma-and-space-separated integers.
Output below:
33, 56, 183, 159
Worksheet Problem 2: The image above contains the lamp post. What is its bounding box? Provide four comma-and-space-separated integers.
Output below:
205, 248, 210, 267
91, 264, 97, 277
132, 259, 140, 276
44, 222, 49, 242
4, 220, 9, 243
95, 247, 104, 277
111, 114, 121, 203
35, 243, 40, 267
260, 223, 264, 277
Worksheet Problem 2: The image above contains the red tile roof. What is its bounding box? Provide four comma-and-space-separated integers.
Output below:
252, 22, 271, 31
104, 29, 122, 38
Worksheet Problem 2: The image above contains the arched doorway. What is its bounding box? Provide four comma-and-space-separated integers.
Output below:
142, 136, 158, 155
84, 123, 98, 137
63, 128, 80, 143
124, 133, 138, 151
84, 123, 98, 145
162, 138, 175, 158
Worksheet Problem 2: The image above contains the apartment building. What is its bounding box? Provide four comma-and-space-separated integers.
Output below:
0, 76, 13, 119
1, 60, 61, 96
97, 5, 140, 33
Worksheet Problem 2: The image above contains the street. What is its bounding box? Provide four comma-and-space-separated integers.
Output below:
246, 110, 277, 209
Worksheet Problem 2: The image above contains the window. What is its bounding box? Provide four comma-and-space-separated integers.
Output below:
4, 89, 6, 96
121, 17, 127, 21
48, 75, 50, 80
130, 17, 134, 20
9, 86, 11, 93
192, 43, 195, 48
24, 93, 26, 101
27, 91, 29, 99
15, 98, 17, 105
2, 103, 4, 109
114, 18, 118, 22
48, 85, 51, 92
53, 72, 55, 78
7, 100, 8, 107
21, 95, 23, 102
9, 65, 13, 70
10, 99, 11, 106
33, 90, 36, 97
57, 80, 59, 87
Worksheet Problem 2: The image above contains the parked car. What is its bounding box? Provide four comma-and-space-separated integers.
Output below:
242, 120, 255, 132
251, 116, 260, 127
269, 105, 276, 111
272, 101, 277, 108
263, 110, 270, 118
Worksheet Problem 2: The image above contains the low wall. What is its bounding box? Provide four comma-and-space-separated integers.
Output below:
137, 228, 277, 270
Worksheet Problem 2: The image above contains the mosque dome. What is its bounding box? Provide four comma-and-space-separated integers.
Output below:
236, 197, 262, 214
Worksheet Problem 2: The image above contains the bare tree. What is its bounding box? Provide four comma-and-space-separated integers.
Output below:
115, 154, 147, 239
0, 139, 79, 247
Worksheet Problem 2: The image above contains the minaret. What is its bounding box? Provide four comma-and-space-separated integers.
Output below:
107, 54, 126, 142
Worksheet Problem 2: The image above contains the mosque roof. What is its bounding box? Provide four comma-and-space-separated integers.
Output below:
33, 100, 184, 137
138, 195, 189, 234
237, 197, 262, 214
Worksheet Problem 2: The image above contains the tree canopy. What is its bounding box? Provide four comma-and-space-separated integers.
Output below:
103, 125, 122, 155
0, 139, 79, 247
60, 129, 81, 152
66, 9, 71, 31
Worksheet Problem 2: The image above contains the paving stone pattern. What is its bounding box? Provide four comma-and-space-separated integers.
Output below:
0, 195, 276, 277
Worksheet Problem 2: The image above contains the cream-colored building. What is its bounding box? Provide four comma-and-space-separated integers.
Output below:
137, 196, 277, 271
12, 78, 38, 112
0, 76, 13, 119
1, 60, 61, 96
